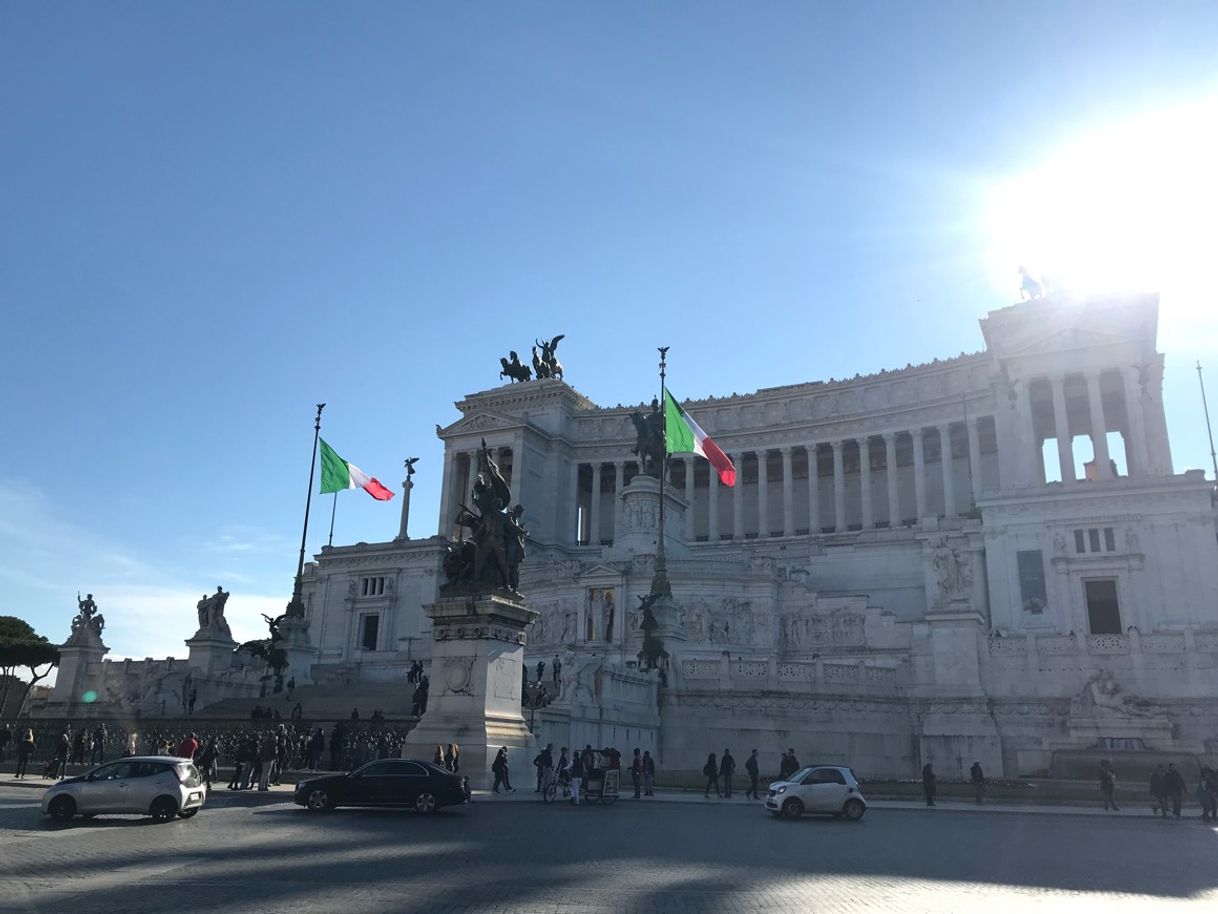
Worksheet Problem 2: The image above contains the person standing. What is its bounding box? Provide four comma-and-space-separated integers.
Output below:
1200, 767, 1218, 822
434, 744, 446, 767
196, 738, 219, 789
1149, 764, 1168, 817
308, 728, 325, 769
720, 749, 736, 799
922, 762, 936, 807
90, 723, 107, 765
257, 731, 278, 791
15, 729, 34, 779
47, 729, 70, 779
642, 750, 655, 797
176, 732, 199, 760
630, 748, 643, 799
71, 730, 86, 767
535, 743, 554, 793
0, 724, 10, 764
969, 761, 986, 804
1163, 763, 1185, 819
703, 752, 721, 798
1098, 759, 1119, 811
569, 747, 584, 805
445, 743, 460, 773
745, 749, 760, 800
780, 748, 800, 780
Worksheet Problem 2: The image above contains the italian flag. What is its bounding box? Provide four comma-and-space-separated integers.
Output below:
319, 438, 395, 501
664, 389, 736, 487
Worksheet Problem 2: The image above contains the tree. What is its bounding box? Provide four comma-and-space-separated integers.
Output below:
0, 616, 59, 717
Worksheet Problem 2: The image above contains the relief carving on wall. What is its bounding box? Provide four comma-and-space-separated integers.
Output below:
778, 610, 865, 650
677, 597, 757, 645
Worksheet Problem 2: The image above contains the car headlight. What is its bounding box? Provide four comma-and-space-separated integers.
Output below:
774, 785, 786, 794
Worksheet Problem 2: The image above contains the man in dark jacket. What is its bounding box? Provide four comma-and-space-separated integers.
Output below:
720, 749, 736, 799
970, 761, 986, 804
630, 748, 643, 799
1163, 763, 1185, 818
745, 749, 760, 800
922, 762, 936, 807
1149, 765, 1168, 817
780, 749, 800, 780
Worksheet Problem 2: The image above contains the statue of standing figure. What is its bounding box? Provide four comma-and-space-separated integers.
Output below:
445, 438, 527, 595
196, 586, 233, 637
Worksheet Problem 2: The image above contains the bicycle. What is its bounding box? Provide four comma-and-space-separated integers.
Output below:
542, 766, 569, 804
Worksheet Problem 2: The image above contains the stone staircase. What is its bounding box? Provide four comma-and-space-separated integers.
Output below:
197, 679, 420, 722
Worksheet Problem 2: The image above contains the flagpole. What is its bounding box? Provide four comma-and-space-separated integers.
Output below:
652, 347, 672, 599
1199, 361, 1218, 483
286, 402, 325, 617
327, 492, 338, 547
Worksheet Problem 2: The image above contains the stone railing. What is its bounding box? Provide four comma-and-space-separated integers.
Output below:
988, 630, 1218, 660
681, 657, 901, 689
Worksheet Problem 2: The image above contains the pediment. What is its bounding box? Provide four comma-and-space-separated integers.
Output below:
577, 563, 626, 583
437, 410, 521, 438
1009, 326, 1134, 356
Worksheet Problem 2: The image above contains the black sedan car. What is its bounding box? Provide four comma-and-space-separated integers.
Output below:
294, 759, 469, 814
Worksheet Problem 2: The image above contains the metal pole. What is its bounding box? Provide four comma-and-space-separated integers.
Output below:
327, 492, 338, 547
287, 403, 325, 616
1198, 361, 1218, 482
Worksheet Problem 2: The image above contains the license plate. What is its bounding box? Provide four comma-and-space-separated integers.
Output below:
189, 792, 203, 803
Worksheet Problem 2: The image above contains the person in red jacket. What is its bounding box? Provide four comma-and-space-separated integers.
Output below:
176, 732, 199, 759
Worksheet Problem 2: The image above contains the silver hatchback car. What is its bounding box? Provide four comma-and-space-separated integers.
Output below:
41, 756, 207, 823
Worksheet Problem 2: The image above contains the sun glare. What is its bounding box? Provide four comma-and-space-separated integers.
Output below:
985, 97, 1218, 320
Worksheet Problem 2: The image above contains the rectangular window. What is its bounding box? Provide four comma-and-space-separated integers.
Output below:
1074, 530, 1086, 553
1016, 550, 1047, 614
361, 576, 385, 597
360, 614, 379, 651
1103, 527, 1116, 552
1084, 580, 1122, 634
1088, 529, 1101, 553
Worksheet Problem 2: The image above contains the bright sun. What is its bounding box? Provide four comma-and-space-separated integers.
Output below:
985, 96, 1218, 320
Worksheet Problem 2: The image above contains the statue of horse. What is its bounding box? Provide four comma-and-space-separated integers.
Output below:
499, 351, 532, 383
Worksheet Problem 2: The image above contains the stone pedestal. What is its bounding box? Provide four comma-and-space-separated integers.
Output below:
403, 591, 539, 789
278, 616, 315, 686
185, 632, 237, 676
612, 475, 691, 559
924, 602, 986, 691
50, 635, 108, 706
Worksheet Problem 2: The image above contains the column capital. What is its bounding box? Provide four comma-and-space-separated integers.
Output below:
829, 439, 843, 450
881, 430, 898, 443
779, 445, 793, 457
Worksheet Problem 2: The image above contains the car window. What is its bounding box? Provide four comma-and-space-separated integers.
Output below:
385, 762, 427, 777
93, 762, 141, 780
807, 768, 847, 785
355, 761, 394, 777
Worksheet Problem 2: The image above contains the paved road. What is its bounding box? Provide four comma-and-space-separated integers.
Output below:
0, 786, 1215, 913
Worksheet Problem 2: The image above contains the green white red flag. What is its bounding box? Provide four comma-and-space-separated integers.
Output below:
319, 438, 394, 501
663, 389, 736, 486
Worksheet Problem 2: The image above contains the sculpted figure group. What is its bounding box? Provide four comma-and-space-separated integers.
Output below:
443, 439, 528, 595
498, 334, 565, 383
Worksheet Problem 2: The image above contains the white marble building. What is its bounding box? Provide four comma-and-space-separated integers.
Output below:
43, 292, 1217, 779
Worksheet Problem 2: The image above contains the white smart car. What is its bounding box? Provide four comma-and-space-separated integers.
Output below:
41, 756, 206, 823
766, 765, 867, 820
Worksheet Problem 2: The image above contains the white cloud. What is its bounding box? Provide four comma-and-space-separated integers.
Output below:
0, 479, 288, 661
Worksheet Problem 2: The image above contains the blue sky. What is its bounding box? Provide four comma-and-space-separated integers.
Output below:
3, 2, 1217, 659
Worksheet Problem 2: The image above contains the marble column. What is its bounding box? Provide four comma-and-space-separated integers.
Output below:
912, 429, 927, 522
568, 459, 581, 545
684, 458, 696, 540
806, 444, 821, 534
1014, 381, 1038, 487
831, 440, 846, 533
966, 418, 983, 505
708, 461, 720, 541
733, 452, 746, 539
757, 450, 770, 538
509, 439, 524, 505
1120, 367, 1149, 476
884, 433, 900, 526
781, 447, 795, 536
438, 447, 457, 537
613, 461, 625, 542
858, 438, 873, 530
1049, 375, 1075, 483
589, 463, 603, 547
938, 424, 955, 517
1086, 371, 1113, 479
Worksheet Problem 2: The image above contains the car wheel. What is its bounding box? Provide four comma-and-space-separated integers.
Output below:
305, 788, 335, 812
781, 798, 804, 819
414, 792, 437, 814
150, 797, 178, 823
177, 808, 199, 819
842, 798, 866, 821
48, 795, 76, 822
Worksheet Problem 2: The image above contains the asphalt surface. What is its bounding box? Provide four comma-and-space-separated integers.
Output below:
0, 785, 1215, 913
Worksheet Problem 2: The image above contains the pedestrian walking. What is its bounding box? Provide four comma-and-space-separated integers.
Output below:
1098, 759, 1119, 811
0, 724, 10, 764
642, 750, 655, 796
45, 729, 70, 779
445, 743, 460, 773
71, 730, 86, 767
1163, 763, 1185, 818
90, 723, 107, 764
1199, 767, 1218, 822
491, 747, 515, 793
630, 748, 643, 799
535, 743, 554, 793
434, 744, 446, 767
308, 728, 325, 769
1149, 765, 1168, 817
176, 732, 199, 760
922, 762, 936, 807
196, 738, 219, 788
779, 748, 800, 780
15, 729, 34, 779
970, 761, 986, 804
703, 752, 721, 798
720, 749, 736, 798
125, 732, 138, 757
745, 749, 760, 800
570, 747, 584, 805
